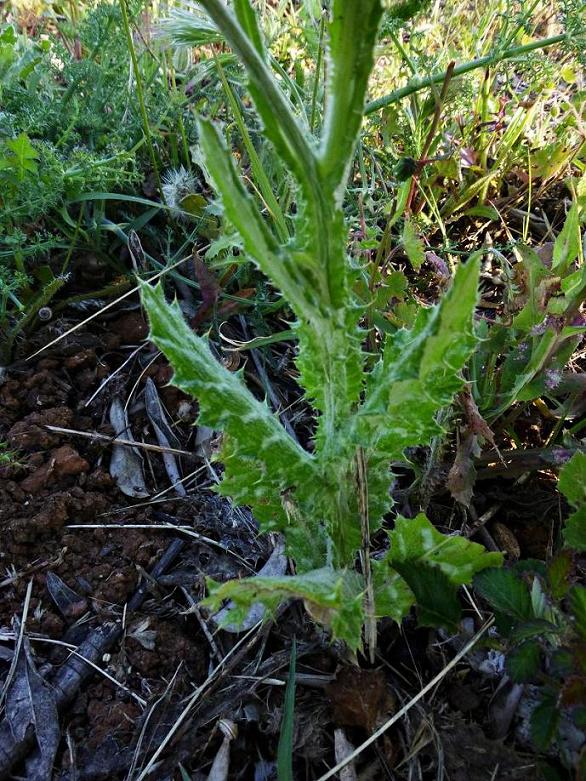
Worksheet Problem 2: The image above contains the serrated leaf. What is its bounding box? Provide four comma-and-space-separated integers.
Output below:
203, 568, 364, 650
564, 507, 586, 552
530, 693, 560, 750
140, 282, 315, 537
570, 586, 586, 640
559, 451, 586, 507
509, 619, 560, 643
474, 568, 533, 621
547, 550, 573, 599
402, 218, 425, 271
355, 257, 481, 458
506, 641, 541, 683
387, 514, 503, 584
5, 132, 38, 181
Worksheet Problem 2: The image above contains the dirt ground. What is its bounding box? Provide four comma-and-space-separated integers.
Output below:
0, 303, 574, 779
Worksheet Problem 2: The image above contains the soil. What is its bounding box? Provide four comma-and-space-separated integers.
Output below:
0, 301, 577, 780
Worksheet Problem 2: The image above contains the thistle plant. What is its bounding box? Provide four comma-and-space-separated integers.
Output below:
141, 0, 502, 652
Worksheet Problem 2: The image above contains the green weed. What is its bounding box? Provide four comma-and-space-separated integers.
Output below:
141, 0, 503, 653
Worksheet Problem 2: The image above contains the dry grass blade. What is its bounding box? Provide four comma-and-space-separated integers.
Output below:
44, 425, 193, 457
0, 579, 33, 708
0, 633, 147, 707
315, 619, 494, 781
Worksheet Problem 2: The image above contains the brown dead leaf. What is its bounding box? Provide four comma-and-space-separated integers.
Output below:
327, 667, 395, 733
447, 428, 480, 508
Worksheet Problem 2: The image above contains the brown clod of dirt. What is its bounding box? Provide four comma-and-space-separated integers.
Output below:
19, 445, 89, 495
52, 445, 90, 477
110, 312, 149, 343
7, 407, 74, 451
64, 348, 97, 370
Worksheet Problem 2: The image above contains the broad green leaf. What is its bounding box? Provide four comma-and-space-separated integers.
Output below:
402, 217, 425, 271
392, 562, 461, 630
558, 451, 586, 507
506, 641, 542, 683
511, 246, 549, 332
474, 568, 533, 621
5, 132, 38, 181
371, 560, 415, 623
204, 568, 365, 650
530, 693, 560, 750
547, 551, 573, 599
509, 619, 560, 644
387, 514, 503, 583
552, 202, 580, 272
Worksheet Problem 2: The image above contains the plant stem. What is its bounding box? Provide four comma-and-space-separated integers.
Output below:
309, 12, 326, 134
118, 0, 164, 201
365, 34, 566, 114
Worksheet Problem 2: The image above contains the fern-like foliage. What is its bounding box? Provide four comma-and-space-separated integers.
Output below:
141, 0, 501, 651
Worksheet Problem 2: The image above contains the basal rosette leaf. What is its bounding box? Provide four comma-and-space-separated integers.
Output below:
140, 281, 315, 529
372, 514, 502, 630
204, 568, 365, 650
387, 514, 503, 583
391, 563, 462, 630
371, 559, 415, 623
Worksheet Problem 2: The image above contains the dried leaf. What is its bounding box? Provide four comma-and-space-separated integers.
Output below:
6, 626, 60, 780
447, 429, 479, 507
334, 729, 357, 781
327, 668, 395, 733
46, 572, 87, 621
460, 386, 496, 446
192, 256, 221, 325
128, 618, 157, 651
144, 378, 186, 496
108, 398, 149, 498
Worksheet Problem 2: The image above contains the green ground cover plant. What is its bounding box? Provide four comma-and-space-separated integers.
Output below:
141, 0, 504, 654
474, 452, 586, 773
